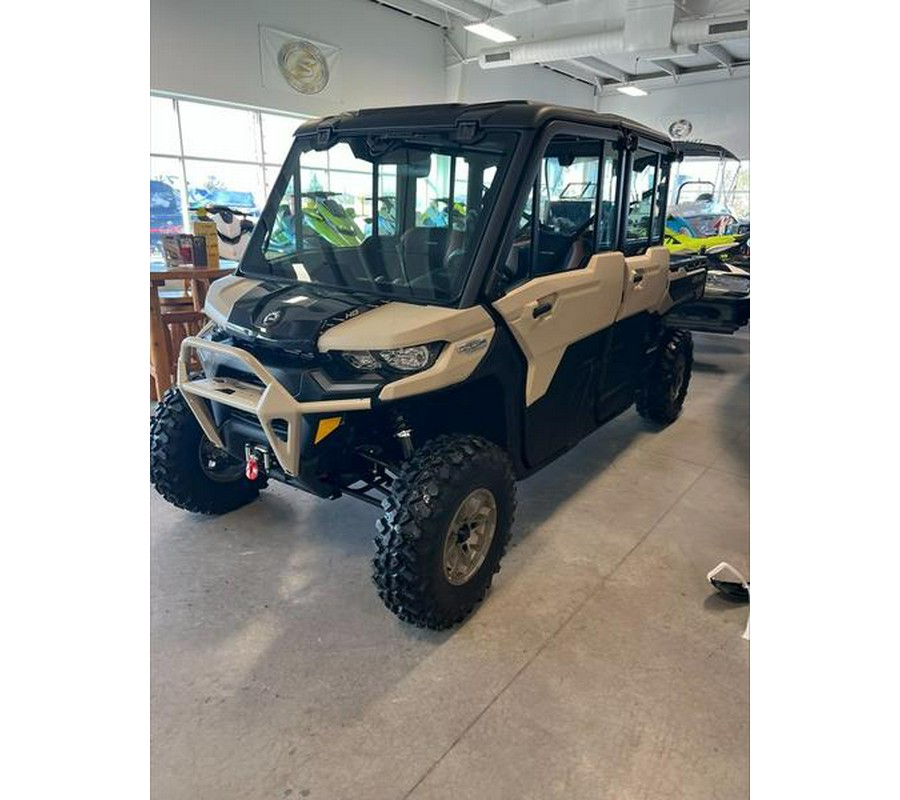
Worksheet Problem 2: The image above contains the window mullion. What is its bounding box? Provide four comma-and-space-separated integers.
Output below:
173, 98, 191, 228
256, 110, 268, 196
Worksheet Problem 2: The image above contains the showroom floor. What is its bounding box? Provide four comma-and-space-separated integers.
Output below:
151, 330, 749, 800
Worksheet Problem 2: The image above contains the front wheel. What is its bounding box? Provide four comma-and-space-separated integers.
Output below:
636, 328, 694, 424
150, 387, 264, 514
373, 435, 516, 630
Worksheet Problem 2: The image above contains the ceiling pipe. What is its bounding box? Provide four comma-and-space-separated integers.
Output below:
478, 12, 749, 69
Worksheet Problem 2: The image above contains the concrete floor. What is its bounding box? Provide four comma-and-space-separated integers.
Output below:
151, 330, 749, 800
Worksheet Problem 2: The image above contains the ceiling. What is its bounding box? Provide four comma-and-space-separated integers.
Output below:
369, 0, 750, 95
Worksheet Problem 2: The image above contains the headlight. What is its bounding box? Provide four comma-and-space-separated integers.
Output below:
379, 346, 433, 371
342, 351, 380, 371
340, 343, 442, 374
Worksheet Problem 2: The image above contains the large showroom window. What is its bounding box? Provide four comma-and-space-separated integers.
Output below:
149, 95, 312, 262
670, 157, 750, 218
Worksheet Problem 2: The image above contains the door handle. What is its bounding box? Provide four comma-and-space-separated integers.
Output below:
632, 272, 644, 284
533, 301, 554, 318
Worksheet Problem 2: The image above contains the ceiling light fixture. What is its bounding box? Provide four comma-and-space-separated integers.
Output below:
465, 23, 517, 44
616, 84, 649, 97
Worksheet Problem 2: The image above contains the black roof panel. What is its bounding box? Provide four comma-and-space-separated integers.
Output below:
676, 141, 739, 161
293, 101, 673, 146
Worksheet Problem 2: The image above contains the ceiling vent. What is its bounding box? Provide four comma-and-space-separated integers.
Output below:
708, 20, 749, 35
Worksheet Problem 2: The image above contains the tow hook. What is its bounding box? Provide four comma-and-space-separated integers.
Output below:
244, 444, 272, 481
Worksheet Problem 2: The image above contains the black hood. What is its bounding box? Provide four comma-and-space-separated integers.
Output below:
224, 280, 384, 353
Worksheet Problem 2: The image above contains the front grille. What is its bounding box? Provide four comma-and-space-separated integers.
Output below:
229, 408, 289, 441
216, 366, 265, 388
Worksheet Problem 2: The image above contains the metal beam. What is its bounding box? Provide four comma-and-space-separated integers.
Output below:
412, 0, 493, 23
561, 60, 610, 84
650, 58, 682, 78
368, 0, 454, 26
700, 42, 735, 68
575, 56, 631, 83
598, 60, 749, 94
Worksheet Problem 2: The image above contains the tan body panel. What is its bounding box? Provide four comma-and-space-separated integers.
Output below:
319, 301, 497, 402
492, 252, 627, 406
317, 302, 494, 352
619, 246, 670, 320
379, 327, 495, 401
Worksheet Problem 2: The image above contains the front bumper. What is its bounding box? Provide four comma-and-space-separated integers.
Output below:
177, 336, 371, 477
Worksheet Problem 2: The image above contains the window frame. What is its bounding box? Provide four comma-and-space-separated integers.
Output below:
489, 122, 623, 295
150, 93, 313, 258
620, 137, 671, 257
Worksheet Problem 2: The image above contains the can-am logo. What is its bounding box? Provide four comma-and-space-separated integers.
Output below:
458, 338, 488, 354
262, 310, 283, 326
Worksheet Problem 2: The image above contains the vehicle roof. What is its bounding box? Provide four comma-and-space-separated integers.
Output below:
294, 100, 673, 147
676, 141, 739, 161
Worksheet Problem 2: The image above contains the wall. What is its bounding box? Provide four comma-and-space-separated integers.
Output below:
597, 77, 750, 158
448, 61, 596, 109
150, 0, 446, 116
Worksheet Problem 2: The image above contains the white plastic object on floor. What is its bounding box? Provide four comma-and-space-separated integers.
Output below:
706, 561, 749, 589
707, 562, 750, 640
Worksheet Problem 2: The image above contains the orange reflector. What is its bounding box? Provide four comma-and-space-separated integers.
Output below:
314, 416, 342, 444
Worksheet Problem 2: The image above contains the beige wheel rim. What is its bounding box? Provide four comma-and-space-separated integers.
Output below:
442, 489, 498, 586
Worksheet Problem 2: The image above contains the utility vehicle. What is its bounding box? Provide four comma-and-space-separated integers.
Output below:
151, 102, 709, 629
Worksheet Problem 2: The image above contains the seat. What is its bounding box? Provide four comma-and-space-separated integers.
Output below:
400, 227, 462, 297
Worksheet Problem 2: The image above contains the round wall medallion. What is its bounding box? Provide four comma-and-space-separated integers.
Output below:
278, 40, 329, 95
668, 119, 693, 139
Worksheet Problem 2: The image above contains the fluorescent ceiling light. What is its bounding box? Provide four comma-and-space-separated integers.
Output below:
465, 23, 517, 44
616, 85, 649, 97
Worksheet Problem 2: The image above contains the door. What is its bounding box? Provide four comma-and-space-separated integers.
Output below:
596, 148, 672, 416
491, 134, 625, 467
491, 134, 676, 468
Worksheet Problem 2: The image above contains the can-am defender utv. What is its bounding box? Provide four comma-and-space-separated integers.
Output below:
150, 102, 707, 629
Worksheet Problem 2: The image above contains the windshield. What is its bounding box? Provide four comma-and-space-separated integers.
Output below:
240, 131, 518, 305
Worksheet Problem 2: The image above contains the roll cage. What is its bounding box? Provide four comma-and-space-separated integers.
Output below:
236, 102, 678, 310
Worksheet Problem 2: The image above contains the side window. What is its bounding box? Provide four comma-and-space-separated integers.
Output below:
499, 182, 536, 290
498, 135, 625, 294
597, 151, 620, 251
535, 145, 599, 275
626, 149, 659, 247
652, 159, 670, 244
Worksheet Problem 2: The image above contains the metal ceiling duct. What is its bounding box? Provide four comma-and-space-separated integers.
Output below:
478, 12, 750, 69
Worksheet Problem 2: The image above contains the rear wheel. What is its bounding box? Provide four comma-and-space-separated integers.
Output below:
636, 328, 693, 424
373, 435, 516, 630
150, 387, 264, 514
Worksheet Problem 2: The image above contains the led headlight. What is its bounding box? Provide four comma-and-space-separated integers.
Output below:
340, 343, 442, 374
378, 345, 434, 371
342, 351, 380, 371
